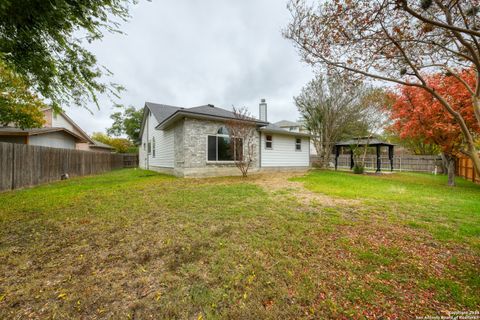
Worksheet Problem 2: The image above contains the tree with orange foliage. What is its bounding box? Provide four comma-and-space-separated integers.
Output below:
389, 69, 480, 186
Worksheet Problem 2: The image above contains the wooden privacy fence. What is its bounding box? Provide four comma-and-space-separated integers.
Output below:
311, 154, 444, 173
456, 155, 480, 184
0, 142, 138, 192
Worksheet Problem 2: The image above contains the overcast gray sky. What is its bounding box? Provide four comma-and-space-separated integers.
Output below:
67, 0, 314, 134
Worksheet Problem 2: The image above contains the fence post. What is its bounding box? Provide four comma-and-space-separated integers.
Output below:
473, 160, 475, 183
11, 144, 15, 191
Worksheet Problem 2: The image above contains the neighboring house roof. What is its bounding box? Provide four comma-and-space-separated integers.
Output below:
259, 124, 311, 137
90, 139, 115, 150
275, 120, 302, 128
143, 102, 268, 130
0, 127, 88, 143
335, 137, 395, 146
42, 107, 95, 144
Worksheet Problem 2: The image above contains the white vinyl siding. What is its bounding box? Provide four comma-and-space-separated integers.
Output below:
140, 109, 174, 169
261, 134, 310, 167
139, 119, 148, 169
152, 129, 174, 167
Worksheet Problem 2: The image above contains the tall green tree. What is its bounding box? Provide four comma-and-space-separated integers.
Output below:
0, 61, 46, 129
0, 0, 133, 110
295, 75, 375, 168
92, 132, 137, 153
107, 105, 142, 142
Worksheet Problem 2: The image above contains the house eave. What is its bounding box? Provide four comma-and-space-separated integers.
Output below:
0, 127, 88, 143
155, 111, 268, 130
258, 127, 311, 138
138, 105, 150, 138
42, 107, 94, 144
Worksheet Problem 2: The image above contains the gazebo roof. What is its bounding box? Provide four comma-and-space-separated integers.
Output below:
335, 137, 395, 147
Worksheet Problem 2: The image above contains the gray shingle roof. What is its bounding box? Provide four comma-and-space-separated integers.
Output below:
275, 120, 302, 128
145, 102, 183, 124
186, 104, 238, 119
91, 139, 115, 149
145, 102, 267, 129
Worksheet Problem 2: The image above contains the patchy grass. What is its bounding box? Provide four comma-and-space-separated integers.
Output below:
0, 169, 479, 319
295, 170, 480, 248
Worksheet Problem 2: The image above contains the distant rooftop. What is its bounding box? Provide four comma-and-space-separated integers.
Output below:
259, 124, 310, 137
91, 139, 114, 149
275, 120, 302, 128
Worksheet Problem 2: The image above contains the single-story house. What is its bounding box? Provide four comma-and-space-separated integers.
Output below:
0, 127, 88, 149
139, 99, 311, 177
0, 108, 114, 152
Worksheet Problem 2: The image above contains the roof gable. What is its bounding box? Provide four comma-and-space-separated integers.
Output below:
43, 108, 94, 144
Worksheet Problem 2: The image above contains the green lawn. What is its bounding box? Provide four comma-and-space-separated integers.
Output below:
295, 170, 480, 248
0, 169, 479, 319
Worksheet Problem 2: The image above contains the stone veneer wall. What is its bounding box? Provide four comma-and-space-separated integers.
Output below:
173, 119, 185, 175
177, 118, 260, 177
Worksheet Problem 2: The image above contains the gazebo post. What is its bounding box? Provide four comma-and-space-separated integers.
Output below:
388, 145, 394, 171
334, 145, 339, 171
350, 147, 354, 169
376, 145, 381, 173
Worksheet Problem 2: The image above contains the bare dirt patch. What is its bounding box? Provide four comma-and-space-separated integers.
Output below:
251, 171, 360, 207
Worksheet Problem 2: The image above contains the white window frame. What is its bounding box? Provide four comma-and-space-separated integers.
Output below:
147, 140, 151, 155
295, 138, 302, 151
265, 134, 273, 149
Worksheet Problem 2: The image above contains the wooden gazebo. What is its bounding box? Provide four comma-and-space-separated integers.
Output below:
334, 138, 395, 172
